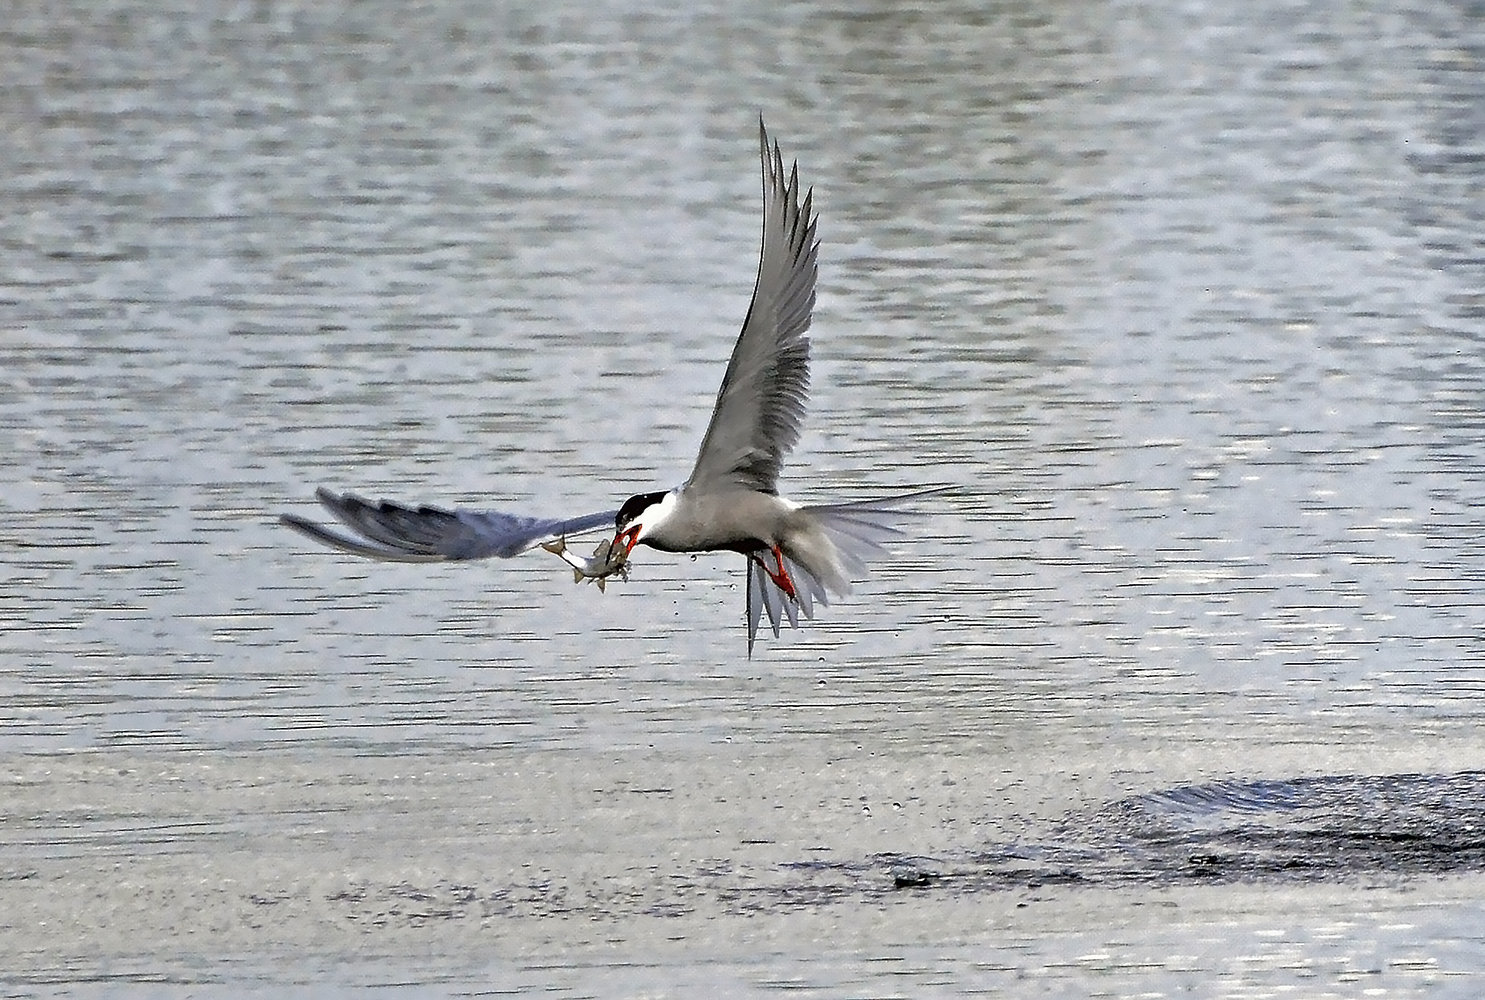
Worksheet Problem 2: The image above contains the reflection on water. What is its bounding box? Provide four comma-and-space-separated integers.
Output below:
3, 0, 1485, 992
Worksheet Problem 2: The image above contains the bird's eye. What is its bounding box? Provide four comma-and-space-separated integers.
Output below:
616, 490, 663, 531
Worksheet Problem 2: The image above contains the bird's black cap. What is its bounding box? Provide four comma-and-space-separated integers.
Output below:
616, 490, 669, 530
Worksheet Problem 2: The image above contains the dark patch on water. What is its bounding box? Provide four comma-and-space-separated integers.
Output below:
880, 769, 1485, 899
314, 771, 1485, 926
1072, 769, 1485, 885
763, 771, 1485, 908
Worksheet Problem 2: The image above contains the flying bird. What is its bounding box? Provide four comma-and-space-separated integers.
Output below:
282, 120, 940, 653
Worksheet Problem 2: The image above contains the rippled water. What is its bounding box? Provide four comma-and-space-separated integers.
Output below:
4, 0, 1485, 995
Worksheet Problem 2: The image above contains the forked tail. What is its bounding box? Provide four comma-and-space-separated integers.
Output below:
744, 486, 948, 655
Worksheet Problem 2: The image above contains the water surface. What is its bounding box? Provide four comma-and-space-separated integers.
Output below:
3, 0, 1485, 995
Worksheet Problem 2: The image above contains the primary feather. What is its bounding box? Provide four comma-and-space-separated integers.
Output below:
280, 488, 616, 562
686, 120, 819, 496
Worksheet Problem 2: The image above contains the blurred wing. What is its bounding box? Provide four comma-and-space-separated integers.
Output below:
280, 487, 617, 562
687, 119, 819, 496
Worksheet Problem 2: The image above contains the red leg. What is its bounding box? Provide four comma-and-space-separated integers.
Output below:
764, 544, 798, 600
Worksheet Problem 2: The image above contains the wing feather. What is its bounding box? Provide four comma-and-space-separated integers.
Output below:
280, 488, 617, 562
686, 119, 819, 495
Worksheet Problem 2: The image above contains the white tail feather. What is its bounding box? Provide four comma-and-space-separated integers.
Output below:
743, 487, 947, 656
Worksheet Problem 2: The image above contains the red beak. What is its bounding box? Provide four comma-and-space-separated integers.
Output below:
615, 525, 641, 555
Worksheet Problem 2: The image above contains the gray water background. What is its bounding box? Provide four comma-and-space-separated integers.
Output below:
3, 0, 1485, 995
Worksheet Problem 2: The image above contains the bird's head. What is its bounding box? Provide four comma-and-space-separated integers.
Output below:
614, 489, 678, 554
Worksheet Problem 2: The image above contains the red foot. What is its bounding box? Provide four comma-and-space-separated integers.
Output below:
761, 544, 798, 600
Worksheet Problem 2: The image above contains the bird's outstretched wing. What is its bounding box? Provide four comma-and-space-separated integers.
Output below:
686, 118, 819, 496
280, 487, 617, 563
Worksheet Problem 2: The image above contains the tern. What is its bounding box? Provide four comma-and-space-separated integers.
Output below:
282, 119, 941, 653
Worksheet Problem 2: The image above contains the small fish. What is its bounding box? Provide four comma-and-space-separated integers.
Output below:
540, 536, 629, 592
